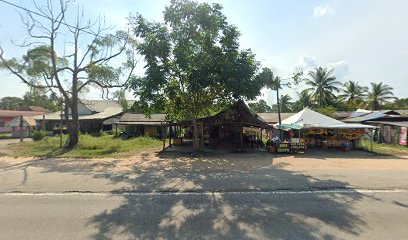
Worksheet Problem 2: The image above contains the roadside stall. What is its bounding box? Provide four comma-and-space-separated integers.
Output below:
270, 109, 376, 153
266, 123, 306, 153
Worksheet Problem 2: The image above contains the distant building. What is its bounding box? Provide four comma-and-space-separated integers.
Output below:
116, 113, 169, 138
0, 110, 46, 134
256, 112, 296, 125
344, 109, 408, 146
36, 100, 134, 134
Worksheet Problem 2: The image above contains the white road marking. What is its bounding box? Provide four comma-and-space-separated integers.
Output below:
0, 188, 407, 196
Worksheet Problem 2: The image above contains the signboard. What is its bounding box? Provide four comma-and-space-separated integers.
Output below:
400, 127, 407, 145
275, 142, 305, 153
277, 143, 290, 153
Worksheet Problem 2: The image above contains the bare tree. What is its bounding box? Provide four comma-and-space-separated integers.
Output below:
0, 0, 137, 147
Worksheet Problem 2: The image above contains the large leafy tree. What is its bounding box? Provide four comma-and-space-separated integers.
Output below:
0, 0, 137, 148
22, 88, 59, 112
367, 82, 395, 110
248, 99, 272, 113
387, 98, 408, 110
129, 0, 266, 150
0, 97, 25, 110
304, 67, 341, 107
339, 80, 368, 110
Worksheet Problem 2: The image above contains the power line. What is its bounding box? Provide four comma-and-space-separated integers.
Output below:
0, 0, 99, 36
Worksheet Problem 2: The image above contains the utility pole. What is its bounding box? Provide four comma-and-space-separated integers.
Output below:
19, 115, 23, 143
276, 77, 282, 126
60, 96, 63, 148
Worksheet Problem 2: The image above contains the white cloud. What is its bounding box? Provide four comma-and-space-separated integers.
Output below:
326, 60, 349, 82
313, 5, 335, 18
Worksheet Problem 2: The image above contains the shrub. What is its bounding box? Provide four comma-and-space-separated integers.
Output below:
32, 130, 46, 141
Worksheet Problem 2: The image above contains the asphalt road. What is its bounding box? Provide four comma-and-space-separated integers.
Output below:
1, 191, 408, 240
1, 149, 408, 239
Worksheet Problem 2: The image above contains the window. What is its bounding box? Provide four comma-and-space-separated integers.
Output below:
0, 121, 5, 127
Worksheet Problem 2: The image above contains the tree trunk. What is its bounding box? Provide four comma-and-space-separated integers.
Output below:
192, 118, 200, 151
66, 84, 79, 148
66, 101, 79, 148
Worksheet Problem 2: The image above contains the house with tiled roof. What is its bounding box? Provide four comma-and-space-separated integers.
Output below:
36, 99, 135, 133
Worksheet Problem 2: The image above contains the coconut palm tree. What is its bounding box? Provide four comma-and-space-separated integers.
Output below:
367, 82, 395, 110
304, 67, 341, 107
339, 80, 368, 110
280, 94, 293, 112
291, 91, 313, 112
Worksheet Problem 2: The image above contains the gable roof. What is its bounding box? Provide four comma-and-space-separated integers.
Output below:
36, 99, 132, 121
0, 110, 46, 118
279, 108, 375, 129
199, 100, 270, 128
119, 113, 167, 123
257, 112, 296, 124
25, 106, 50, 112
6, 116, 38, 127
333, 111, 352, 119
80, 100, 135, 113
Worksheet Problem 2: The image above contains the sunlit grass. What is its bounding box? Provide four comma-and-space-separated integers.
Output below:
361, 140, 408, 156
9, 134, 163, 158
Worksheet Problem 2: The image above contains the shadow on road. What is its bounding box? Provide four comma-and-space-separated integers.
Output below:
0, 152, 368, 239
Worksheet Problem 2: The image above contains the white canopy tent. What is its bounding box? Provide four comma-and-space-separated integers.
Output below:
276, 109, 376, 129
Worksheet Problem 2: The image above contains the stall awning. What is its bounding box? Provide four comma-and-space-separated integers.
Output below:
275, 109, 376, 129
275, 123, 303, 130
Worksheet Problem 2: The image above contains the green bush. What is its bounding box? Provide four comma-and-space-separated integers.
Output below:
32, 130, 46, 141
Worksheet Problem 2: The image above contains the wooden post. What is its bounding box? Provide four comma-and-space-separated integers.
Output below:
60, 98, 63, 148
19, 115, 23, 142
42, 115, 46, 131
163, 125, 166, 150
200, 122, 204, 148
169, 122, 172, 147
115, 124, 118, 137
240, 122, 243, 151
370, 129, 374, 152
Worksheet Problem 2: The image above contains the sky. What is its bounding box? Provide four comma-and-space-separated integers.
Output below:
0, 0, 407, 107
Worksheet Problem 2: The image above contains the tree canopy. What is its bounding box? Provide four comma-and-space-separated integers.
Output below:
303, 67, 341, 107
129, 0, 268, 149
129, 0, 267, 120
0, 0, 137, 147
248, 99, 272, 113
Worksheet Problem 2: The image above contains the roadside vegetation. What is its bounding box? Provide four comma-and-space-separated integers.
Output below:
0, 133, 12, 139
361, 140, 408, 156
8, 134, 163, 158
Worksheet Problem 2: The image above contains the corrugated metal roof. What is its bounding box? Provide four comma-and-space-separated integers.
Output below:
396, 110, 408, 116
333, 111, 352, 119
119, 113, 167, 122
256, 112, 295, 123
80, 100, 124, 112
344, 112, 401, 123
36, 107, 123, 121
367, 121, 408, 128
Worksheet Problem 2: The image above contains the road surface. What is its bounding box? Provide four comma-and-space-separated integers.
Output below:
1, 149, 408, 239
1, 190, 408, 239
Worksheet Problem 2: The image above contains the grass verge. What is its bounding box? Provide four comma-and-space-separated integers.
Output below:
0, 133, 12, 139
8, 134, 163, 158
361, 140, 408, 156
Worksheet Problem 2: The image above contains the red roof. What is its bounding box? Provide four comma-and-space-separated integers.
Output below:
0, 110, 46, 118
26, 106, 49, 112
